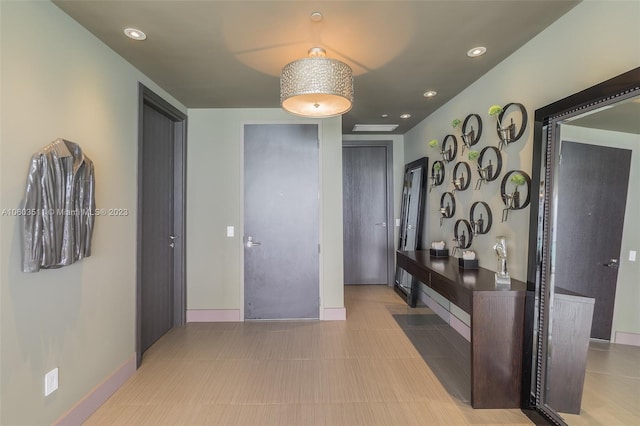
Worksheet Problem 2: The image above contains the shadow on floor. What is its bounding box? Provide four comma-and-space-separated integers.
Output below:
393, 312, 471, 403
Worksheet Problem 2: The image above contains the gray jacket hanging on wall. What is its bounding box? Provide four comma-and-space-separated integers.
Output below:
22, 138, 95, 272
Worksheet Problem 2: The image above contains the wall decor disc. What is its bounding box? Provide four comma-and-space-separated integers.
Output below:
441, 134, 458, 163
495, 102, 528, 149
469, 201, 493, 235
439, 191, 456, 226
454, 219, 473, 250
500, 170, 532, 222
452, 161, 471, 193
461, 113, 482, 152
476, 146, 503, 189
430, 160, 445, 192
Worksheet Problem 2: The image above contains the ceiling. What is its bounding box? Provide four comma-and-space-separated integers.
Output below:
52, 0, 580, 135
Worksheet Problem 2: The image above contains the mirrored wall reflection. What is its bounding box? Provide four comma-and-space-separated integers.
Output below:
395, 157, 428, 306
530, 70, 640, 426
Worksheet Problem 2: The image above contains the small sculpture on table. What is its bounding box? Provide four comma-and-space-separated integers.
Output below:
493, 236, 511, 287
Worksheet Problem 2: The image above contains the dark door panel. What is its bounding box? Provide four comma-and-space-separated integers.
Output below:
555, 141, 631, 340
244, 124, 319, 320
343, 145, 390, 285
140, 103, 175, 353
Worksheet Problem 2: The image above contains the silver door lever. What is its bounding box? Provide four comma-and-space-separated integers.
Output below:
375, 222, 387, 227
602, 258, 619, 269
246, 236, 262, 248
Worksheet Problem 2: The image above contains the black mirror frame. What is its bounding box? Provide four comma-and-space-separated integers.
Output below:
394, 157, 429, 307
522, 67, 640, 425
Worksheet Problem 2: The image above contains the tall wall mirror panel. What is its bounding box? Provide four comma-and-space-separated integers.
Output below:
525, 67, 640, 425
394, 157, 428, 306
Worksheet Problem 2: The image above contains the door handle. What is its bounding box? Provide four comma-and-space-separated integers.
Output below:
375, 222, 387, 227
602, 258, 619, 270
169, 235, 176, 248
246, 236, 262, 248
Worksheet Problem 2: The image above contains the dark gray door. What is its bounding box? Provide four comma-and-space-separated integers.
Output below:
140, 103, 175, 353
343, 145, 389, 285
555, 141, 631, 340
244, 124, 319, 319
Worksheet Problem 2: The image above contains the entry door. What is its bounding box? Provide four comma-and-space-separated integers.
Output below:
343, 145, 390, 285
244, 124, 319, 319
554, 141, 631, 340
140, 103, 175, 352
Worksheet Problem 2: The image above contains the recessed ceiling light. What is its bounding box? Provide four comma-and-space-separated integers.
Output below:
310, 12, 323, 22
423, 90, 437, 98
467, 46, 486, 57
124, 28, 146, 41
381, 114, 389, 118
353, 124, 399, 132
400, 114, 411, 119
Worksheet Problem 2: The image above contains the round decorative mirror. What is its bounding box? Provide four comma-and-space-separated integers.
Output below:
441, 134, 458, 163
453, 219, 473, 250
439, 191, 455, 226
461, 113, 483, 152
476, 146, 503, 189
430, 160, 445, 192
495, 102, 528, 149
469, 201, 493, 235
452, 161, 471, 192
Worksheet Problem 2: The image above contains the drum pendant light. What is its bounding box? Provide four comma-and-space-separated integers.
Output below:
280, 47, 354, 118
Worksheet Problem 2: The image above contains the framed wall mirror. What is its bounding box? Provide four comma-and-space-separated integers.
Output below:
524, 67, 640, 425
394, 157, 428, 307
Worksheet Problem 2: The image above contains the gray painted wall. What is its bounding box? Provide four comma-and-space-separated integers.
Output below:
0, 2, 186, 424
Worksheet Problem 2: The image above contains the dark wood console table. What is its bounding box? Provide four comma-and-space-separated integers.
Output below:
396, 250, 528, 409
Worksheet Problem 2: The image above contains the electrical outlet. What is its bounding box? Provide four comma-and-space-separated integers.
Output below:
226, 226, 234, 237
44, 368, 58, 396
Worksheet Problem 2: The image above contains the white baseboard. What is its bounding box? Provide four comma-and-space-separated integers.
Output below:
186, 309, 241, 322
450, 314, 471, 342
417, 288, 470, 341
323, 307, 346, 321
614, 331, 640, 347
55, 354, 136, 426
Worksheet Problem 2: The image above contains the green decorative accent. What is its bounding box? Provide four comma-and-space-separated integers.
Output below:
433, 162, 442, 171
510, 173, 526, 186
451, 118, 462, 129
488, 104, 503, 117
428, 139, 438, 148
467, 150, 480, 161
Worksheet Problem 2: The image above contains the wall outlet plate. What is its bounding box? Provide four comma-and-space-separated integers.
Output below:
44, 368, 58, 396
226, 226, 234, 237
